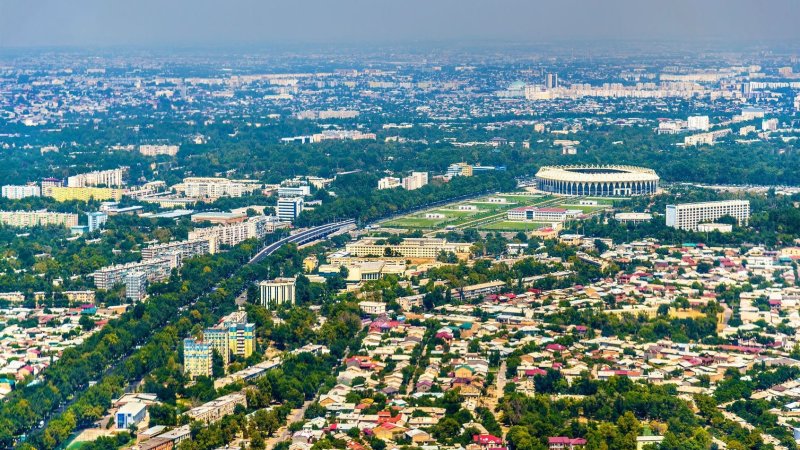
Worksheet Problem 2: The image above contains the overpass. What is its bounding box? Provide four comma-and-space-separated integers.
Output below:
250, 219, 356, 264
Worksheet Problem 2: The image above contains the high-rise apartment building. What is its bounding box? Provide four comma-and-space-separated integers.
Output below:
67, 168, 126, 188
665, 200, 750, 231
203, 328, 230, 367
546, 73, 559, 89
259, 278, 296, 308
402, 172, 429, 191
87, 211, 108, 232
228, 323, 255, 358
124, 271, 148, 302
1, 185, 41, 200
183, 339, 213, 379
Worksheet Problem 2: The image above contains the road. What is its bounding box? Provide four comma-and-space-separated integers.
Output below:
250, 220, 356, 264
34, 221, 355, 445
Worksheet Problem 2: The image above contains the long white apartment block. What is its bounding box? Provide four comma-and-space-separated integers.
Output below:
665, 200, 749, 231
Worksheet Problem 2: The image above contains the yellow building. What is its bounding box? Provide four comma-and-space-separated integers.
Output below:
303, 256, 319, 273
228, 323, 255, 359
47, 186, 124, 202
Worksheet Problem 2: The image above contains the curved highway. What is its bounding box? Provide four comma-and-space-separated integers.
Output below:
250, 219, 356, 264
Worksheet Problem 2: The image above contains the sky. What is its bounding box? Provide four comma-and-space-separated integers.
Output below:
0, 0, 799, 49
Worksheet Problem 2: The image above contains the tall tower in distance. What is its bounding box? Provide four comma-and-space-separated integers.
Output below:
546, 73, 559, 89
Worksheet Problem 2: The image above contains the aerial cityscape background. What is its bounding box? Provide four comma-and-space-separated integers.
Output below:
1, 2, 800, 450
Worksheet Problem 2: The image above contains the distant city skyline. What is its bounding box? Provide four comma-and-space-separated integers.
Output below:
1, 0, 799, 48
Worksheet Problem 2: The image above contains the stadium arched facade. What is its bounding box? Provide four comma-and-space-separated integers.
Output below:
535, 165, 659, 197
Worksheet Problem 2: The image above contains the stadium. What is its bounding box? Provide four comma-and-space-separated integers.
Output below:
535, 165, 659, 197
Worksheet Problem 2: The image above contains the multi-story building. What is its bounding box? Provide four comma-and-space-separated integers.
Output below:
124, 271, 148, 302
665, 200, 750, 231
687, 115, 710, 131
142, 238, 215, 264
87, 211, 108, 232
0, 211, 79, 228
446, 162, 473, 177
277, 185, 311, 198
259, 278, 296, 308
203, 327, 230, 366
183, 339, 213, 379
1, 185, 41, 199
277, 197, 304, 222
185, 393, 246, 424
228, 322, 255, 359
378, 177, 401, 190
92, 258, 173, 290
174, 177, 261, 200
762, 118, 779, 131
345, 238, 471, 259
45, 187, 124, 202
359, 301, 387, 315
187, 216, 286, 248
139, 144, 179, 156
507, 207, 582, 222
67, 168, 126, 188
402, 172, 429, 191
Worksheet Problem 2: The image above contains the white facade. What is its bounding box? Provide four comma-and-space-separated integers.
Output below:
687, 115, 710, 131
259, 278, 296, 308
87, 211, 108, 232
762, 118, 779, 131
176, 177, 261, 200
277, 197, 304, 222
665, 200, 750, 231
188, 216, 285, 248
359, 301, 387, 315
378, 177, 401, 190
1, 185, 41, 199
67, 168, 126, 188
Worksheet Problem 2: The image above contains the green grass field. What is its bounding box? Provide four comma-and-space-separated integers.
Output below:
479, 221, 552, 231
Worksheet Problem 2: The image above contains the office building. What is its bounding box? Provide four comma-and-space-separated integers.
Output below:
345, 238, 471, 259
507, 207, 582, 222
446, 163, 473, 177
277, 197, 304, 222
124, 271, 148, 302
188, 215, 286, 248
183, 339, 213, 379
259, 278, 296, 308
277, 185, 311, 198
546, 73, 559, 89
402, 172, 429, 191
687, 115, 710, 131
116, 402, 147, 429
87, 211, 108, 232
665, 200, 750, 231
1, 185, 41, 200
67, 168, 126, 188
46, 187, 124, 202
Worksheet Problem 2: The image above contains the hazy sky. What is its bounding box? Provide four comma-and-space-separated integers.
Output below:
1, 0, 799, 48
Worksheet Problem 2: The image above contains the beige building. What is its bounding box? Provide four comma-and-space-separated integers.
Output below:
0, 211, 79, 228
185, 393, 247, 424
345, 238, 470, 259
